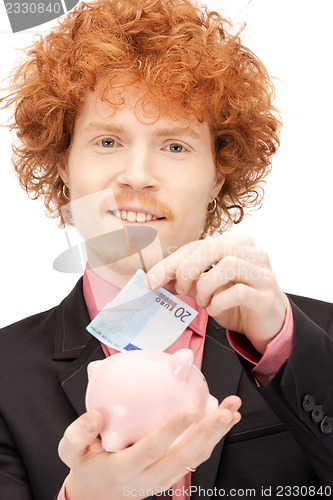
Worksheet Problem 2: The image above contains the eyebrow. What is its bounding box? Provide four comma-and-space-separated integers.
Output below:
83, 121, 203, 140
83, 122, 126, 134
155, 128, 202, 141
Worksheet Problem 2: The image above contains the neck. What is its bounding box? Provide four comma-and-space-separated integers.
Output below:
85, 243, 162, 288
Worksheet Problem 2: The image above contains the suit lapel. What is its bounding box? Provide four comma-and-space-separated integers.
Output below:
191, 318, 242, 498
58, 337, 105, 416
53, 278, 106, 416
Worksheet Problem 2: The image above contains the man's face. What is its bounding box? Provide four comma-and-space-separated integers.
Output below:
58, 84, 224, 277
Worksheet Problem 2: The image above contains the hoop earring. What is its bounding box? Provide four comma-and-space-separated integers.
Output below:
207, 198, 217, 213
62, 184, 70, 201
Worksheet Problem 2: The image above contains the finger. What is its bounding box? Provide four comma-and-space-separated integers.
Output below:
145, 236, 260, 293
177, 404, 241, 455
206, 283, 260, 317
119, 409, 199, 472
206, 282, 285, 320
151, 406, 241, 486
196, 256, 273, 307
144, 242, 199, 290
218, 395, 242, 413
58, 411, 103, 468
175, 243, 269, 296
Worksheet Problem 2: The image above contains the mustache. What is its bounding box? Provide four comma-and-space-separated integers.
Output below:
103, 193, 175, 221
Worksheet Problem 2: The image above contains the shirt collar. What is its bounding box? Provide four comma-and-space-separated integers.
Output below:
83, 264, 207, 337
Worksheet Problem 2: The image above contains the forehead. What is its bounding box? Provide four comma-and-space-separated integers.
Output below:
75, 80, 210, 134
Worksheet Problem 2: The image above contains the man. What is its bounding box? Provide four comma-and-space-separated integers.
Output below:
0, 0, 332, 499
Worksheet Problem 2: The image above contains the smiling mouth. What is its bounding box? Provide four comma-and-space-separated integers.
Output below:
107, 209, 166, 223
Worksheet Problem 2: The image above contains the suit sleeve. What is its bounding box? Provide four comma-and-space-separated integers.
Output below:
0, 413, 34, 499
255, 300, 333, 486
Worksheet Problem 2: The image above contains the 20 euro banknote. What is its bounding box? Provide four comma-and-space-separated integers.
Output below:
86, 269, 198, 351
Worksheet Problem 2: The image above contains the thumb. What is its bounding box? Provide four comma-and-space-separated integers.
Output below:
58, 410, 103, 468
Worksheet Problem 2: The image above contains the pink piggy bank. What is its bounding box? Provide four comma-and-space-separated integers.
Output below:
85, 348, 218, 451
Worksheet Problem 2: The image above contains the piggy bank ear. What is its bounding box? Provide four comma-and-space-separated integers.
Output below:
169, 349, 194, 382
87, 360, 103, 379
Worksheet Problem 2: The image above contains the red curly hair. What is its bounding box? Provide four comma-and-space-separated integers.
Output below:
0, 0, 281, 236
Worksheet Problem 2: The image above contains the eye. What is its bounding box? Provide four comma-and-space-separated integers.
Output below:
164, 143, 187, 153
97, 138, 120, 148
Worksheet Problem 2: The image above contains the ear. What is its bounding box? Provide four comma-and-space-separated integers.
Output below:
169, 348, 193, 382
56, 153, 70, 186
210, 168, 225, 201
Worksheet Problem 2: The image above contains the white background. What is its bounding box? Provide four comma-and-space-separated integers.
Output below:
0, 0, 332, 327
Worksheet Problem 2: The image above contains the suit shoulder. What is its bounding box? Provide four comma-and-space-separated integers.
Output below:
0, 306, 58, 348
287, 292, 333, 334
0, 278, 84, 346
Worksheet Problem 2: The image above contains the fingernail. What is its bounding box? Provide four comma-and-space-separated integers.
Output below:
230, 401, 242, 413
176, 285, 185, 295
145, 273, 159, 290
233, 412, 242, 423
196, 295, 203, 306
217, 412, 233, 426
80, 416, 97, 433
143, 275, 152, 289
206, 305, 213, 315
183, 412, 198, 426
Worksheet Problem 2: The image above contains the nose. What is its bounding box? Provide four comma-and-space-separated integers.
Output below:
116, 145, 159, 192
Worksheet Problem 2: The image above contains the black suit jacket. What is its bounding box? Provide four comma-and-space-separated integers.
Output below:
0, 280, 332, 499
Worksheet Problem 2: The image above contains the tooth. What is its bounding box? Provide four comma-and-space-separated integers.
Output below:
136, 212, 146, 222
121, 210, 127, 220
127, 211, 137, 222
115, 210, 121, 218
146, 214, 152, 221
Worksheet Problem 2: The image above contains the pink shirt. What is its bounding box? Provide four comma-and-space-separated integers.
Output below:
58, 267, 294, 499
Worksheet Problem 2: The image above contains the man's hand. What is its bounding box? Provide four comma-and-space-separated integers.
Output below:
58, 396, 241, 500
145, 235, 287, 354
